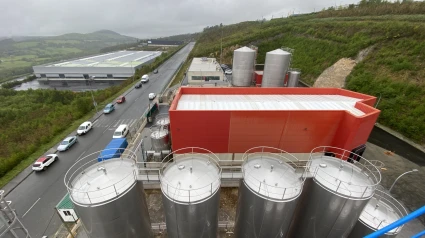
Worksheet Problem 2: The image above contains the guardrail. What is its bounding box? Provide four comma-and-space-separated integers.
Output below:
159, 147, 222, 204
0, 190, 32, 238
360, 189, 407, 234
242, 146, 306, 201
309, 146, 381, 199
64, 150, 138, 205
365, 205, 425, 238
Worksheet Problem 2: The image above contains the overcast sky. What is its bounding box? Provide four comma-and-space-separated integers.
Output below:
1, 0, 361, 39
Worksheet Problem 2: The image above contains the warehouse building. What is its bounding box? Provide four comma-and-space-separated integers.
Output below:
186, 57, 226, 85
169, 87, 380, 155
147, 40, 183, 47
33, 50, 162, 80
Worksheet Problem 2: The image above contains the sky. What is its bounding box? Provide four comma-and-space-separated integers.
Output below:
0, 0, 361, 39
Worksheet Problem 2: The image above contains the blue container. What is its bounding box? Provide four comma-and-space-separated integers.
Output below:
98, 138, 128, 162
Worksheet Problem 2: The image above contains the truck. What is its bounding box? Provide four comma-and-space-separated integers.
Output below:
98, 138, 128, 162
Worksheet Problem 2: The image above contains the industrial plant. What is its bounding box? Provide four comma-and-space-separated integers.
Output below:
54, 44, 416, 238
33, 50, 162, 80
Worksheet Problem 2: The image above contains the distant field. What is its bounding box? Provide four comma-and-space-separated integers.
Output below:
45, 39, 81, 44
13, 41, 39, 48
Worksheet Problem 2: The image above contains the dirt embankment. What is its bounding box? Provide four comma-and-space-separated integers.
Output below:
313, 46, 374, 88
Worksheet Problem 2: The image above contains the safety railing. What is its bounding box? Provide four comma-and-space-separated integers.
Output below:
309, 146, 381, 199
0, 190, 32, 238
241, 146, 306, 201
154, 113, 170, 127
359, 189, 407, 234
365, 205, 425, 238
159, 147, 222, 204
64, 149, 138, 205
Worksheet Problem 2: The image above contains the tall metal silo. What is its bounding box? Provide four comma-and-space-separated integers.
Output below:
234, 147, 306, 238
160, 147, 222, 238
289, 146, 381, 238
150, 126, 170, 151
261, 49, 291, 87
349, 189, 407, 238
64, 150, 153, 238
287, 69, 301, 87
232, 46, 256, 87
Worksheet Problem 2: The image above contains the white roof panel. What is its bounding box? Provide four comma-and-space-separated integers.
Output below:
176, 94, 365, 116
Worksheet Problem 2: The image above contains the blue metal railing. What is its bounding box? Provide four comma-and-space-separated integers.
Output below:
412, 229, 425, 238
365, 205, 425, 238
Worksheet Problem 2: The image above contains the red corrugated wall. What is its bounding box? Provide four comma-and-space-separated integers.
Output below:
170, 87, 380, 153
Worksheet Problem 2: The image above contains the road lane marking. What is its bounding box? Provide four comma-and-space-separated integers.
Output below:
129, 119, 136, 128
22, 197, 40, 218
78, 151, 86, 160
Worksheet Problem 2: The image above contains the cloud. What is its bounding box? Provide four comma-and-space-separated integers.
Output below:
0, 0, 360, 38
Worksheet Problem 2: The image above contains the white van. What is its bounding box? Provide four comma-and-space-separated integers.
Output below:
113, 124, 129, 138
77, 121, 93, 135
140, 74, 149, 83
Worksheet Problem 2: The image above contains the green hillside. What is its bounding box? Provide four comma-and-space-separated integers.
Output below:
151, 32, 200, 42
0, 30, 137, 82
186, 1, 425, 145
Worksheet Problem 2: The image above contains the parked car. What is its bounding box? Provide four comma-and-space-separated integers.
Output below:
103, 103, 115, 114
116, 96, 126, 104
149, 93, 156, 100
140, 74, 149, 83
221, 64, 229, 69
135, 82, 142, 89
57, 136, 77, 151
77, 121, 93, 135
225, 69, 232, 75
153, 69, 158, 74
32, 154, 58, 171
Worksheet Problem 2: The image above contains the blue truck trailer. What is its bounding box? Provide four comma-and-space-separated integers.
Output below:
98, 138, 128, 162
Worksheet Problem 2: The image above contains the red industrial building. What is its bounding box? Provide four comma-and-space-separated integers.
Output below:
169, 87, 380, 154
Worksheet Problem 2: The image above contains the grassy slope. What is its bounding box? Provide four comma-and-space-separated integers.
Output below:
0, 31, 137, 82
184, 5, 425, 145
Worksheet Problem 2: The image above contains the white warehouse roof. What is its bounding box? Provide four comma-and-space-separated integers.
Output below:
176, 94, 365, 116
188, 57, 221, 72
39, 51, 162, 68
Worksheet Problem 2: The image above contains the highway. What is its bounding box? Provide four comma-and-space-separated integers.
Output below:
5, 42, 195, 237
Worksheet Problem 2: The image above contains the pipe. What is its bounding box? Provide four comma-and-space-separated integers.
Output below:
388, 169, 418, 193
365, 205, 425, 238
412, 230, 425, 238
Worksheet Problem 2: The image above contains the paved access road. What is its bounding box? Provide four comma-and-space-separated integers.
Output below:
5, 42, 195, 237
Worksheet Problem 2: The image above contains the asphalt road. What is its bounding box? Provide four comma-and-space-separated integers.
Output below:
5, 42, 195, 237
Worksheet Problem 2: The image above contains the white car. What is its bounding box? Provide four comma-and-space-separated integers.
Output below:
32, 154, 58, 171
225, 69, 232, 75
140, 74, 149, 83
149, 93, 156, 100
77, 121, 93, 135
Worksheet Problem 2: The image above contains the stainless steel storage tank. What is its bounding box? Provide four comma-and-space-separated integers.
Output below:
235, 147, 306, 238
289, 146, 381, 238
160, 147, 222, 238
64, 150, 153, 238
155, 113, 170, 128
262, 49, 291, 87
232, 46, 256, 87
287, 70, 301, 87
150, 127, 170, 151
349, 189, 407, 238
